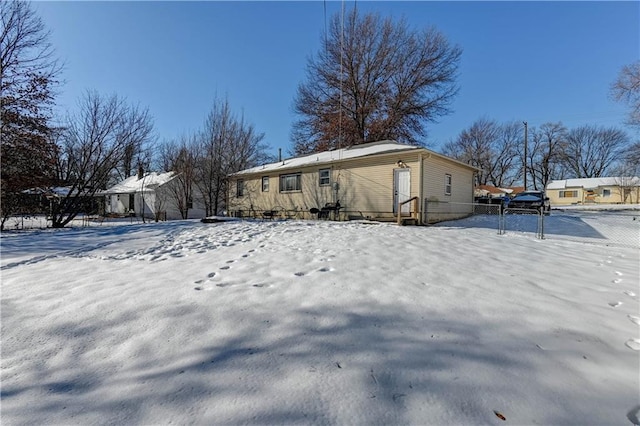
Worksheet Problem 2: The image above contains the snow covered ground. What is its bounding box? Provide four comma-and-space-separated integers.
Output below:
1, 210, 639, 425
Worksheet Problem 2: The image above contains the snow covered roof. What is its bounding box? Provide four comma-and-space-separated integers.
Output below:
547, 177, 640, 190
232, 140, 445, 176
100, 171, 177, 195
22, 186, 92, 197
475, 185, 513, 196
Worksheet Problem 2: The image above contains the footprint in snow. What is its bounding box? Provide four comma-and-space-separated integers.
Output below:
226, 260, 236, 264
242, 254, 250, 258
220, 266, 231, 270
628, 315, 640, 325
625, 339, 640, 351
294, 272, 306, 277
615, 271, 624, 276
194, 279, 204, 284
608, 301, 623, 308
216, 283, 232, 288
624, 290, 636, 298
318, 267, 334, 272
194, 286, 212, 291
613, 278, 623, 284
207, 272, 216, 278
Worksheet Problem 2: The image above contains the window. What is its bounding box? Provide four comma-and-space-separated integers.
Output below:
445, 174, 452, 196
236, 179, 244, 197
319, 168, 331, 186
559, 190, 578, 198
262, 176, 269, 192
602, 189, 611, 197
279, 173, 302, 192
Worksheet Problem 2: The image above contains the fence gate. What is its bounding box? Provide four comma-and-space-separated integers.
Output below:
499, 208, 545, 239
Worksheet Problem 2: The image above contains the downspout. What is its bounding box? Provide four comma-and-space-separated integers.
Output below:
418, 153, 424, 225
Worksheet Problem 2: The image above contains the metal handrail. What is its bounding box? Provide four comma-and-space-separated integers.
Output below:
397, 196, 419, 225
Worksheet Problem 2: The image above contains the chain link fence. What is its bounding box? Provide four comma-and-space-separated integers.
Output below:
425, 201, 640, 248
545, 209, 639, 248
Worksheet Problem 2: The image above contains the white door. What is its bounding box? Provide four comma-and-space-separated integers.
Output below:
393, 168, 411, 214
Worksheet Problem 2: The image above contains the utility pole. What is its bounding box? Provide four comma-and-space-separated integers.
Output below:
523, 121, 528, 191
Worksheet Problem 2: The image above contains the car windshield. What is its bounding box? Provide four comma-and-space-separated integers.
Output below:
515, 192, 542, 198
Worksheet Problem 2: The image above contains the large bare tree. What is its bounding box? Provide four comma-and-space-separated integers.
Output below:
442, 118, 520, 187
561, 125, 629, 178
51, 91, 154, 228
611, 61, 640, 129
527, 122, 568, 191
1, 0, 61, 229
292, 8, 461, 154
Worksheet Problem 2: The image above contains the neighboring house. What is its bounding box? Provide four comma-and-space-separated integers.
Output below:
546, 177, 640, 205
228, 140, 479, 224
474, 184, 516, 199
100, 171, 207, 220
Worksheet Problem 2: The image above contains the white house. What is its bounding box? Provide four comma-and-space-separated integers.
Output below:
228, 140, 479, 224
546, 177, 640, 205
100, 171, 206, 220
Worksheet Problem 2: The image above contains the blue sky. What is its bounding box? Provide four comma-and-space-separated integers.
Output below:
36, 1, 639, 159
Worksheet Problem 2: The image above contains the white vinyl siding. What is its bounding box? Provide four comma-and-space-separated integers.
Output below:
227, 150, 476, 220
422, 155, 475, 223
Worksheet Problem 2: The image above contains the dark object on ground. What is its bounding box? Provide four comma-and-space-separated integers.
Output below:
310, 201, 342, 219
262, 210, 276, 220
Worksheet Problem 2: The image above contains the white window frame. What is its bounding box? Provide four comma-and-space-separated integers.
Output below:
279, 173, 302, 192
319, 168, 331, 186
445, 174, 452, 196
602, 188, 611, 197
262, 176, 269, 192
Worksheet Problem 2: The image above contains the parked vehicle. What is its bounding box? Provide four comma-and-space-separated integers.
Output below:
508, 191, 551, 214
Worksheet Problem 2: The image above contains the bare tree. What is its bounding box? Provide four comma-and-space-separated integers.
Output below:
1, 0, 61, 229
292, 8, 461, 154
490, 121, 521, 187
622, 142, 640, 173
195, 99, 233, 217
527, 122, 568, 190
442, 118, 520, 187
561, 125, 629, 178
158, 136, 197, 219
51, 91, 154, 228
115, 104, 154, 181
611, 61, 640, 128
191, 96, 270, 216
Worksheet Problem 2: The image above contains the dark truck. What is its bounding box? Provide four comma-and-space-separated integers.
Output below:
508, 190, 551, 215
